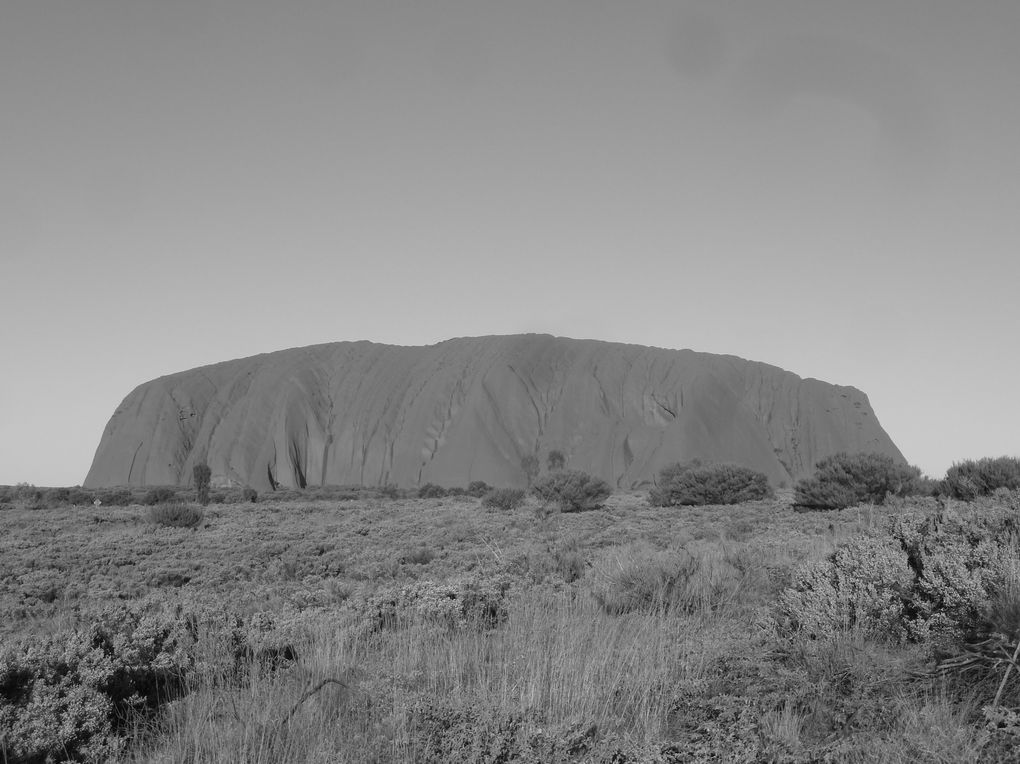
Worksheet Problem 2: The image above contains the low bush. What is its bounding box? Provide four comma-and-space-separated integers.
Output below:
98, 489, 135, 506
46, 487, 72, 504
940, 456, 1020, 500
241, 486, 258, 503
793, 452, 922, 510
143, 487, 177, 506
650, 461, 773, 506
400, 546, 437, 565
532, 470, 612, 512
361, 575, 512, 632
590, 543, 747, 615
466, 480, 491, 498
0, 601, 196, 762
418, 483, 446, 499
482, 487, 526, 510
775, 537, 914, 641
147, 501, 204, 528
776, 502, 1020, 651
42, 487, 96, 506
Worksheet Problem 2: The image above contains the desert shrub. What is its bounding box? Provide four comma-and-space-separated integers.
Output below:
209, 491, 227, 504
590, 544, 746, 615
379, 483, 401, 499
553, 538, 586, 583
46, 486, 72, 505
71, 488, 96, 505
650, 462, 773, 506
361, 575, 512, 632
0, 601, 196, 762
97, 489, 135, 506
400, 546, 436, 565
147, 501, 204, 528
482, 487, 526, 511
241, 486, 258, 503
520, 454, 540, 487
38, 487, 96, 506
940, 456, 1020, 500
775, 537, 915, 640
547, 449, 566, 471
533, 470, 612, 512
143, 487, 177, 505
793, 452, 922, 510
776, 504, 1020, 650
193, 462, 211, 505
418, 483, 447, 499
466, 480, 491, 498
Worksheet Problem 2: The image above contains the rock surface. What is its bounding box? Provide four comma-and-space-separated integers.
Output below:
84, 335, 905, 490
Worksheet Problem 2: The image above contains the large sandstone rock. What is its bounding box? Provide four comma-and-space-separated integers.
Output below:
84, 335, 905, 490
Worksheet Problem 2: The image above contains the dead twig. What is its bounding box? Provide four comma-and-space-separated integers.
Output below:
993, 639, 1020, 707
284, 678, 350, 724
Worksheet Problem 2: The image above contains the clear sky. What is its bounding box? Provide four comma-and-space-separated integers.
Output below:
2, 0, 1017, 485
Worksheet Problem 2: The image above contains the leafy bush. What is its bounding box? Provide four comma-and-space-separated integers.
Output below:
147, 501, 204, 528
193, 463, 211, 506
241, 486, 258, 503
143, 487, 177, 506
793, 452, 921, 510
533, 470, 612, 512
466, 480, 491, 498
482, 487, 526, 511
776, 502, 1020, 650
775, 537, 915, 640
650, 462, 773, 506
0, 602, 196, 762
418, 483, 447, 499
940, 457, 1020, 500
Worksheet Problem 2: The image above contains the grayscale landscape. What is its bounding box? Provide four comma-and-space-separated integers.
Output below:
2, 1, 1019, 762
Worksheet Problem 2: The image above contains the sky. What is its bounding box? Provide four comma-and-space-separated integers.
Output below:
2, 0, 1018, 485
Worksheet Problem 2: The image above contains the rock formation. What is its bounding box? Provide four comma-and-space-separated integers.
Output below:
84, 334, 905, 490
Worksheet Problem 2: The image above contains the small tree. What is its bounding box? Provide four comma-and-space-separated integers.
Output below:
521, 454, 540, 487
193, 463, 212, 506
547, 449, 566, 471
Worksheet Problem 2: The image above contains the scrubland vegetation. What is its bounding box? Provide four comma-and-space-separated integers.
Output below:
3, 456, 1020, 762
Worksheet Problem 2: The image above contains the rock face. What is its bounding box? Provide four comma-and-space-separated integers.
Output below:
84, 335, 905, 490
